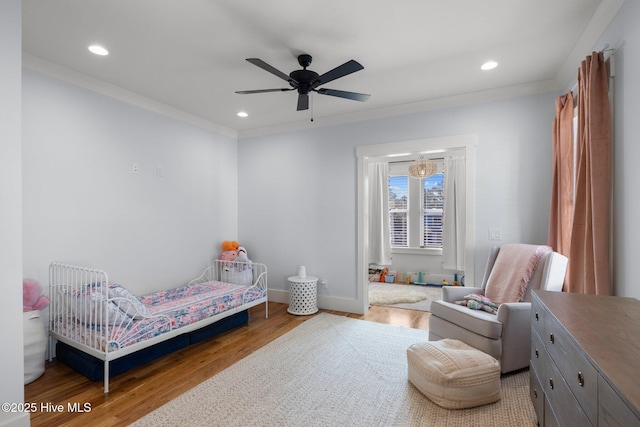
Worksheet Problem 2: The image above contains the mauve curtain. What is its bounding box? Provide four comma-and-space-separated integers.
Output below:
548, 91, 574, 290
368, 161, 391, 266
442, 156, 465, 271
568, 51, 612, 295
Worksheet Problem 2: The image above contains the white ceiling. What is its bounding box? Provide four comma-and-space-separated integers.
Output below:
22, 0, 625, 137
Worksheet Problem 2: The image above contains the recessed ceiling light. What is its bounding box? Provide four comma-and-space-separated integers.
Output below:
481, 61, 498, 71
88, 45, 109, 56
237, 111, 248, 118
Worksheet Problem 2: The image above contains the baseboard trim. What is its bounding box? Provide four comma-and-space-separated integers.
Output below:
0, 411, 30, 427
268, 289, 365, 315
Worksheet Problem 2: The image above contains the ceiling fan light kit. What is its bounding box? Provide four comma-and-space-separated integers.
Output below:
236, 54, 370, 111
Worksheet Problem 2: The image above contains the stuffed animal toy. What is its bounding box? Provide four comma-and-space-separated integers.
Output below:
219, 240, 240, 262
221, 240, 239, 252
23, 279, 50, 312
235, 246, 251, 270
454, 293, 498, 314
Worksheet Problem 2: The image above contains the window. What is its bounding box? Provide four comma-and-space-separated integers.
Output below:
388, 175, 408, 246
423, 173, 444, 247
388, 160, 444, 250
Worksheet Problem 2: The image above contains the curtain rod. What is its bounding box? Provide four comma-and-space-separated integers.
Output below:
570, 45, 617, 95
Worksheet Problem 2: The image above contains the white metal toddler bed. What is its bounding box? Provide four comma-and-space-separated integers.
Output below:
48, 259, 267, 392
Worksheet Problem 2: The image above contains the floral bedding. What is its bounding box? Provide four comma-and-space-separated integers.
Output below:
140, 281, 264, 324
53, 281, 266, 352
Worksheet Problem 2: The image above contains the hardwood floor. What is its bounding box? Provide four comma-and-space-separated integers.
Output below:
24, 302, 430, 426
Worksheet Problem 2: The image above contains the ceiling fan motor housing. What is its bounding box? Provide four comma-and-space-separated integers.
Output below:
289, 69, 319, 94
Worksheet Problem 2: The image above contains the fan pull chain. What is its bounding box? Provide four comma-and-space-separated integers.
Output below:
310, 93, 314, 122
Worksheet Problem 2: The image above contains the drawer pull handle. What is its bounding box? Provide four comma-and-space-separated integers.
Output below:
535, 349, 539, 358
578, 372, 585, 387
549, 378, 554, 389
533, 388, 538, 399
549, 333, 555, 344
535, 312, 539, 321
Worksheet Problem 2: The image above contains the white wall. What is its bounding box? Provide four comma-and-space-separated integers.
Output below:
596, 0, 640, 299
239, 91, 557, 312
22, 70, 239, 296
238, 0, 640, 307
0, 1, 29, 426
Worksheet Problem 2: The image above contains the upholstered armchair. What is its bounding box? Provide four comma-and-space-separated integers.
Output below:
429, 244, 568, 374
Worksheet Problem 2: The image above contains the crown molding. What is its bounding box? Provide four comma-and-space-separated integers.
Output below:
237, 79, 560, 139
22, 53, 237, 139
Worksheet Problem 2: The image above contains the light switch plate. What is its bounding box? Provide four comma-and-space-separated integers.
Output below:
488, 228, 502, 240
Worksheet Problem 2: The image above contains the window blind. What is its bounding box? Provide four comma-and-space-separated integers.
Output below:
422, 173, 444, 247
388, 175, 408, 247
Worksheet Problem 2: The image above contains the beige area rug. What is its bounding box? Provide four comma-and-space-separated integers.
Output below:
369, 282, 442, 312
131, 313, 536, 427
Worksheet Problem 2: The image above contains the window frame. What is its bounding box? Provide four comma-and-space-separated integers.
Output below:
388, 160, 444, 255
388, 174, 409, 247
421, 171, 445, 249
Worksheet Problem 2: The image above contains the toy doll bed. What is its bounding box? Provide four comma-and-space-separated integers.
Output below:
48, 259, 267, 393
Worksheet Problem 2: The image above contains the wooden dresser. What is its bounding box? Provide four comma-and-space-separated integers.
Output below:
531, 290, 640, 426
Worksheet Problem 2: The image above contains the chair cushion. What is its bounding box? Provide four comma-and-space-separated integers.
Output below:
430, 300, 502, 339
407, 339, 501, 409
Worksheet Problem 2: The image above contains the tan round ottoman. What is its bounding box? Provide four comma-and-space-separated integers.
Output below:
407, 339, 501, 409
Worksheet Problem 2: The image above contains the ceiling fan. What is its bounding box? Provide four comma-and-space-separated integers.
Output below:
235, 54, 370, 111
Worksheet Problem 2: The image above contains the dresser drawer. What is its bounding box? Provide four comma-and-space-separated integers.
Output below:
541, 348, 593, 427
530, 363, 545, 426
530, 327, 545, 379
599, 375, 640, 427
544, 314, 597, 424
544, 397, 561, 427
531, 297, 546, 337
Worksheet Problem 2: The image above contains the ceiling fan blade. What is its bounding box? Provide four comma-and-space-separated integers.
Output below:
235, 88, 294, 94
246, 58, 298, 85
313, 60, 364, 87
316, 88, 371, 102
297, 93, 309, 111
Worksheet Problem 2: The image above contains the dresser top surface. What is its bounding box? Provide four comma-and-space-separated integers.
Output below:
533, 290, 640, 415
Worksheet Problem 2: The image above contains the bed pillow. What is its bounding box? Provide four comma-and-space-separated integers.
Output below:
67, 286, 131, 326
108, 284, 152, 319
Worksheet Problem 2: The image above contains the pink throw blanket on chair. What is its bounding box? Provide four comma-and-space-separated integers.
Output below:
484, 244, 552, 304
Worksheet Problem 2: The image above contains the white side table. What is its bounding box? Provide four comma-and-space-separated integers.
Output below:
287, 275, 319, 315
